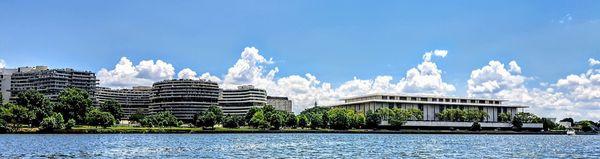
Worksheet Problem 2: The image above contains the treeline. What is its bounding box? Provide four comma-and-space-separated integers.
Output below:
0, 88, 122, 132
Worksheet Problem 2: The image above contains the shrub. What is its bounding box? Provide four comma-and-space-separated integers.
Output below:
85, 108, 116, 128
498, 113, 512, 122
223, 115, 244, 128
512, 117, 523, 130
285, 113, 297, 128
140, 111, 181, 127
65, 119, 76, 130
0, 119, 8, 133
40, 113, 65, 131
297, 115, 308, 129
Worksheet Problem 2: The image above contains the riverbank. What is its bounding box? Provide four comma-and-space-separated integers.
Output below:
5, 126, 585, 135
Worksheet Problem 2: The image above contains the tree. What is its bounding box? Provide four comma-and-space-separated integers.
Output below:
365, 110, 381, 129
194, 111, 217, 128
354, 113, 366, 129
389, 108, 412, 129
511, 116, 523, 130
85, 108, 116, 128
100, 100, 124, 120
56, 88, 93, 123
498, 113, 512, 122
245, 107, 261, 124
249, 111, 268, 129
206, 106, 224, 124
3, 103, 34, 131
297, 115, 308, 129
559, 118, 574, 125
470, 122, 482, 131
542, 118, 557, 131
65, 119, 76, 130
328, 108, 351, 130
223, 115, 244, 128
15, 90, 53, 126
437, 109, 465, 122
268, 112, 285, 130
578, 120, 596, 132
308, 113, 323, 130
40, 113, 65, 131
515, 112, 541, 123
321, 112, 330, 129
300, 106, 330, 115
0, 119, 8, 133
285, 113, 297, 128
464, 109, 488, 122
129, 113, 145, 124
140, 111, 181, 127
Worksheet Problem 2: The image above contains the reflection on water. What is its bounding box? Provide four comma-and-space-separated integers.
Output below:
0, 134, 598, 158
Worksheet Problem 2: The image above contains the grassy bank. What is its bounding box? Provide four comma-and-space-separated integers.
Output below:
6, 126, 569, 135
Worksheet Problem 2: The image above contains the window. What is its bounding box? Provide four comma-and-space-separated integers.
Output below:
470, 100, 476, 103
400, 97, 407, 100
452, 99, 457, 102
418, 104, 423, 111
460, 99, 467, 103
497, 107, 502, 113
432, 98, 437, 102
420, 98, 428, 101
495, 101, 500, 104
411, 97, 417, 101
479, 100, 485, 104
503, 108, 507, 113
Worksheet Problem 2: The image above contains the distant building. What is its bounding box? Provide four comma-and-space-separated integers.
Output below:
96, 86, 152, 119
219, 85, 267, 115
267, 96, 292, 113
150, 79, 220, 121
0, 68, 18, 103
558, 122, 572, 129
329, 94, 542, 129
9, 66, 98, 101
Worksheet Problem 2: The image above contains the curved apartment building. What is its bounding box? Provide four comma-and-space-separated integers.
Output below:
150, 79, 220, 121
219, 85, 267, 115
96, 86, 152, 119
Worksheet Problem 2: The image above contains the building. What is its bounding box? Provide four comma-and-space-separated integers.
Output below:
0, 68, 18, 103
330, 94, 542, 129
267, 96, 292, 113
219, 85, 267, 115
9, 66, 98, 101
150, 79, 220, 121
96, 86, 152, 119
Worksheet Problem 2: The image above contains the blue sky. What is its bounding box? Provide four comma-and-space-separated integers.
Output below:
1, 1, 599, 119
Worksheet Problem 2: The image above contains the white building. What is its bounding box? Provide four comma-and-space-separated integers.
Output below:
96, 86, 152, 119
219, 85, 267, 115
267, 96, 293, 113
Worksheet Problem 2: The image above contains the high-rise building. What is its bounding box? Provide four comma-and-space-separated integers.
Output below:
9, 66, 98, 101
96, 86, 152, 119
150, 79, 220, 121
267, 96, 292, 113
219, 85, 267, 115
0, 68, 18, 103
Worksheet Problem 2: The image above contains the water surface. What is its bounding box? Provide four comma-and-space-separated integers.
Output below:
1, 134, 598, 158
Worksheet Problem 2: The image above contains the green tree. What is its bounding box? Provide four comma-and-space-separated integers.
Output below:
56, 88, 93, 123
140, 111, 181, 127
578, 120, 596, 132
515, 112, 541, 123
85, 108, 116, 128
389, 108, 412, 129
437, 109, 465, 122
3, 103, 34, 131
249, 111, 268, 129
16, 90, 53, 126
464, 109, 488, 122
65, 119, 76, 130
223, 115, 243, 128
206, 106, 224, 124
245, 107, 261, 124
193, 111, 217, 128
0, 119, 8, 133
354, 113, 366, 129
100, 100, 124, 120
300, 106, 330, 115
498, 112, 512, 122
297, 115, 308, 129
308, 113, 323, 130
511, 116, 523, 130
129, 113, 145, 124
542, 118, 557, 131
365, 110, 381, 129
328, 108, 351, 130
40, 113, 65, 131
285, 113, 297, 128
268, 112, 285, 130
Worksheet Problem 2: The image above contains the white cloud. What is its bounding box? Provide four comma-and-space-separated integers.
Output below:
97, 57, 175, 88
508, 61, 522, 74
177, 68, 222, 83
219, 47, 454, 113
589, 58, 600, 66
468, 59, 600, 121
558, 13, 573, 24
0, 59, 5, 68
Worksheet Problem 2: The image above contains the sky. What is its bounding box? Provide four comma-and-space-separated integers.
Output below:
0, 1, 599, 120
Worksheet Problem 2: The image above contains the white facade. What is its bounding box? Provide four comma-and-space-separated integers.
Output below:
0, 68, 17, 103
219, 85, 267, 115
267, 96, 293, 113
331, 94, 527, 122
96, 86, 152, 119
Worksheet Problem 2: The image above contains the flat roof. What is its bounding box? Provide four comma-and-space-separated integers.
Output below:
340, 93, 509, 101
328, 99, 528, 108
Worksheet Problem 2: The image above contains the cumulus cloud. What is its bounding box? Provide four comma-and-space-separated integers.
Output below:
177, 68, 222, 83
589, 58, 600, 66
97, 57, 175, 88
468, 59, 600, 121
0, 59, 5, 68
219, 47, 454, 113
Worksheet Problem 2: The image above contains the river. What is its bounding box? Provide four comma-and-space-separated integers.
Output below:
0, 134, 598, 158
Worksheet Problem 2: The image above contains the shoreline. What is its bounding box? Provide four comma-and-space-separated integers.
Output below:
4, 127, 589, 135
